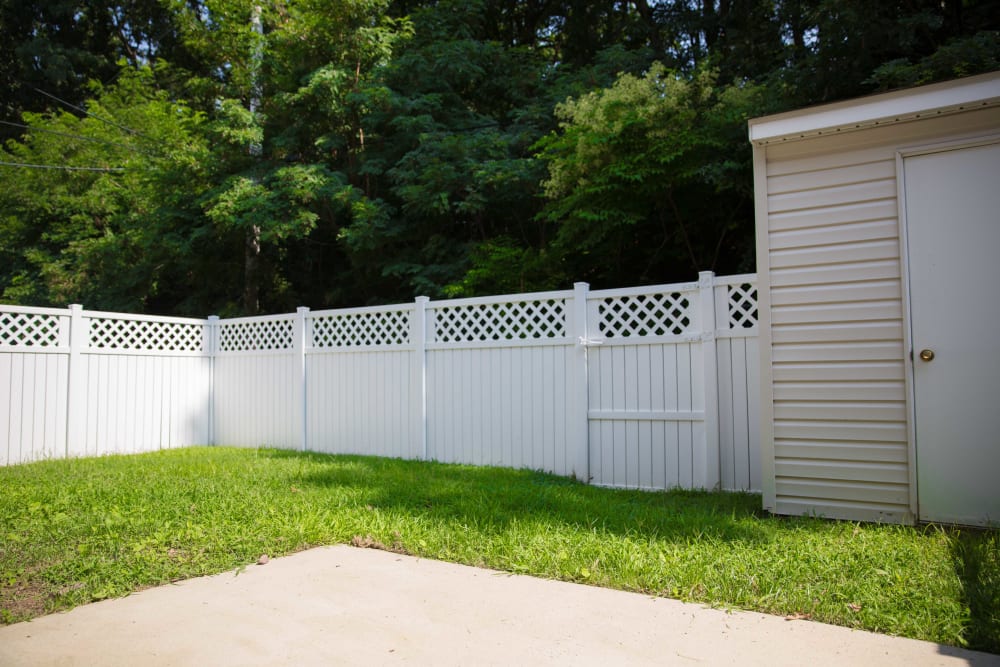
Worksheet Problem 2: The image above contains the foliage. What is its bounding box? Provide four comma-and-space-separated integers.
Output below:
1, 446, 998, 652
0, 68, 214, 312
0, 0, 997, 314
869, 31, 1000, 89
534, 64, 769, 285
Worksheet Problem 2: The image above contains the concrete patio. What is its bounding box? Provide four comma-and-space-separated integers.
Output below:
1, 545, 996, 666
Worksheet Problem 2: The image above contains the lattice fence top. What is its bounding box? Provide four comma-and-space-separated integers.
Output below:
432, 299, 567, 343
0, 311, 62, 347
89, 317, 204, 352
727, 283, 758, 329
312, 309, 410, 348
218, 318, 294, 352
597, 292, 692, 338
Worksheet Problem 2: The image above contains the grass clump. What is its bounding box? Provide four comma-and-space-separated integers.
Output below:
0, 446, 997, 651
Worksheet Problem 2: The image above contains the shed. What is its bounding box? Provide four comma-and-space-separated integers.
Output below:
749, 72, 1000, 526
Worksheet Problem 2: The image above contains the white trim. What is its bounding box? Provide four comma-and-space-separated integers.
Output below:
716, 327, 758, 339
749, 72, 1000, 145
0, 304, 70, 316
426, 289, 573, 308
214, 348, 297, 358
0, 345, 69, 354
309, 303, 415, 318
752, 142, 777, 512
82, 309, 207, 325
425, 337, 574, 351
592, 334, 704, 346
81, 348, 210, 358
711, 273, 758, 286
306, 343, 415, 355
895, 149, 919, 522
589, 282, 699, 298
216, 312, 296, 325
588, 410, 705, 422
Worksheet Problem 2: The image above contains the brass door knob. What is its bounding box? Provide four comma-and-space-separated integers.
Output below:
919, 349, 935, 362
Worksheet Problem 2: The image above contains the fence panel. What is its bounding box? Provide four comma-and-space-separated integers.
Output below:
76, 311, 211, 457
426, 344, 578, 474
0, 351, 69, 465
424, 290, 582, 476
715, 276, 760, 491
213, 313, 299, 449
585, 283, 709, 490
0, 307, 69, 465
77, 354, 210, 457
306, 304, 419, 458
0, 306, 211, 464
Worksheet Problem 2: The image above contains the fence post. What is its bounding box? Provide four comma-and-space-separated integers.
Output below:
205, 316, 219, 446
65, 304, 87, 458
295, 307, 309, 452
412, 296, 429, 461
570, 282, 591, 483
698, 271, 721, 490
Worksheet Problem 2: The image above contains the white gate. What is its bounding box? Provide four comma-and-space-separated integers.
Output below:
584, 275, 759, 490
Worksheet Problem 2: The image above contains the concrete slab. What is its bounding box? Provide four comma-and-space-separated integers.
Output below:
0, 545, 996, 666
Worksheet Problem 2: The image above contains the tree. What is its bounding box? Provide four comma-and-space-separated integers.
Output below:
534, 63, 770, 287
0, 0, 203, 140
0, 67, 213, 313
2, 1, 998, 314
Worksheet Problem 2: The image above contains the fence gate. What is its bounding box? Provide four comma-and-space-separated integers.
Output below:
584, 281, 711, 489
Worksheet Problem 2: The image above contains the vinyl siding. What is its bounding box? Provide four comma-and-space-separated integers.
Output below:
757, 104, 1000, 523
763, 143, 907, 522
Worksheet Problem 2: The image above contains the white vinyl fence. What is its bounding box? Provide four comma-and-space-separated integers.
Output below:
1, 272, 759, 491
0, 305, 211, 465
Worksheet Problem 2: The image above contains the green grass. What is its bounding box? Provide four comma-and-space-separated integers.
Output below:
1, 447, 997, 651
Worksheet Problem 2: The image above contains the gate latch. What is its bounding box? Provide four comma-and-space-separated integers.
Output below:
578, 336, 604, 347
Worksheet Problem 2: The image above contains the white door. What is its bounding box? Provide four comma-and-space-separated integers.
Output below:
903, 140, 1000, 526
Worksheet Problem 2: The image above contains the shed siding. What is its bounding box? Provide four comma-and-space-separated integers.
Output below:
764, 143, 909, 521
759, 104, 1000, 522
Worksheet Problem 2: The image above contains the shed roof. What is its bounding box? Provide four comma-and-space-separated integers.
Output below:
749, 71, 1000, 146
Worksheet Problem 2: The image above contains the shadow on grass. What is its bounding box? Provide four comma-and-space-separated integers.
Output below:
950, 528, 1000, 654
258, 449, 770, 546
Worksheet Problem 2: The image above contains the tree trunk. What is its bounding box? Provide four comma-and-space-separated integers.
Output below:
244, 224, 261, 314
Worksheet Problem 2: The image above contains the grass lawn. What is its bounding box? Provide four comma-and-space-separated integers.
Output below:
1, 446, 997, 652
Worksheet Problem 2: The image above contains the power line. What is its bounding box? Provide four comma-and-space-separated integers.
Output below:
0, 160, 125, 172
32, 87, 155, 142
0, 120, 148, 154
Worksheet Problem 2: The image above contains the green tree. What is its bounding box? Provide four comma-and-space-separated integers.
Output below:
534, 63, 769, 287
0, 67, 213, 312
2, 1, 998, 314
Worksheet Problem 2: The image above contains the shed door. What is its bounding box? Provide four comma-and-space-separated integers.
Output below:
903, 140, 1000, 526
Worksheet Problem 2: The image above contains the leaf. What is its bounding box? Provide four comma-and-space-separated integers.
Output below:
784, 612, 812, 621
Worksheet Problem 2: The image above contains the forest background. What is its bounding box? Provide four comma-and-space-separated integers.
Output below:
1, 0, 998, 316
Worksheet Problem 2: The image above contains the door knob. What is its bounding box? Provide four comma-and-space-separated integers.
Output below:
919, 349, 935, 362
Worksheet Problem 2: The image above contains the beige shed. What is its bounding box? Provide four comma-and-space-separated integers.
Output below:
750, 72, 1000, 526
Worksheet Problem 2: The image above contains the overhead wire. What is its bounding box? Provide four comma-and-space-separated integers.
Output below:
0, 160, 125, 172
2, 21, 191, 173
0, 120, 150, 154
31, 87, 157, 143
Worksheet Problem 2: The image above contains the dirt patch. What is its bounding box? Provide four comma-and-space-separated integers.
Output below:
0, 577, 50, 623
350, 534, 411, 556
